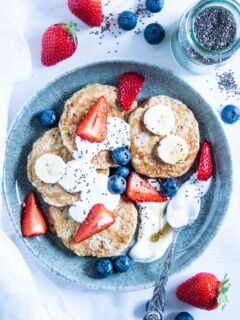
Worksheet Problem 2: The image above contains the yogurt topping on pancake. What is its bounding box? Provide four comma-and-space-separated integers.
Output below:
167, 173, 212, 228
130, 180, 173, 263
58, 116, 130, 223
73, 117, 130, 162
130, 175, 212, 262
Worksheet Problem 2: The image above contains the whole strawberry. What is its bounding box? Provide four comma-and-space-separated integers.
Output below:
41, 22, 78, 67
68, 0, 102, 27
176, 273, 230, 311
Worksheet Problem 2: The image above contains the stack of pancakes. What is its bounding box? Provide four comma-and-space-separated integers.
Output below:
27, 84, 199, 257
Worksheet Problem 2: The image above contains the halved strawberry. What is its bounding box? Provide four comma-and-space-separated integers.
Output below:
21, 191, 48, 237
76, 96, 108, 142
197, 141, 213, 181
126, 173, 167, 202
118, 72, 145, 111
74, 204, 115, 243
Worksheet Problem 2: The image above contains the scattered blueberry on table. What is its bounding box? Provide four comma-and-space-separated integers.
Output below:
112, 147, 131, 165
221, 104, 240, 124
144, 23, 165, 44
118, 11, 137, 31
114, 166, 130, 178
175, 312, 194, 320
95, 258, 113, 278
108, 175, 126, 194
39, 109, 58, 127
113, 255, 132, 273
160, 178, 179, 197
146, 0, 164, 13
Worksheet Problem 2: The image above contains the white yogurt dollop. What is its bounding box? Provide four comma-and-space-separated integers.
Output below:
58, 116, 130, 223
130, 180, 172, 263
183, 172, 212, 198
166, 173, 212, 228
130, 201, 173, 263
73, 116, 130, 162
69, 174, 120, 223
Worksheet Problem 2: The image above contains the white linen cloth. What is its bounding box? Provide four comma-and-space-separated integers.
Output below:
1, 0, 240, 319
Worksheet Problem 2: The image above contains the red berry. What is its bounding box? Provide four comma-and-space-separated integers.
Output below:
118, 72, 145, 111
197, 141, 213, 181
176, 273, 230, 311
41, 22, 78, 67
68, 0, 102, 27
126, 172, 167, 202
21, 191, 47, 237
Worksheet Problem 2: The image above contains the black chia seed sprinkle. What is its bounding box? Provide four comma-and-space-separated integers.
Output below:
194, 7, 237, 51
215, 69, 240, 97
88, 0, 154, 52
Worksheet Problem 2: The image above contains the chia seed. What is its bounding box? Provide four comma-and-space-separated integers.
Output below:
216, 69, 240, 96
194, 7, 237, 51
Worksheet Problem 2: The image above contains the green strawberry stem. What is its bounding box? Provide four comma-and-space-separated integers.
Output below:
217, 273, 231, 311
65, 22, 79, 45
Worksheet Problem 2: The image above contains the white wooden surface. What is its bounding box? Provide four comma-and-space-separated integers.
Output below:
4, 0, 240, 319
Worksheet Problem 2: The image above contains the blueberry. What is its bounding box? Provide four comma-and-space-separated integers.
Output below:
112, 147, 131, 165
95, 258, 113, 278
146, 0, 164, 13
39, 109, 58, 127
175, 312, 194, 320
113, 255, 132, 273
115, 166, 130, 178
108, 175, 126, 194
221, 104, 240, 124
161, 178, 179, 197
144, 23, 165, 45
118, 11, 137, 31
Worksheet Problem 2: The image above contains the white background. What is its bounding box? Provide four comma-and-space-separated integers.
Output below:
3, 0, 240, 319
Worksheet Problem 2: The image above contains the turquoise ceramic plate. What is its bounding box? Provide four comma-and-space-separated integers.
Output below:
3, 60, 232, 291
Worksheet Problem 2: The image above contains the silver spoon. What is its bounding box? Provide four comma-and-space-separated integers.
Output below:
143, 218, 196, 320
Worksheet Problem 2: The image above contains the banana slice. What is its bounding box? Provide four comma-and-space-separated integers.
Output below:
35, 153, 66, 184
143, 105, 175, 136
157, 135, 189, 165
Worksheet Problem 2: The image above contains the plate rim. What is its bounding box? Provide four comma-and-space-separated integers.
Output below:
2, 59, 233, 292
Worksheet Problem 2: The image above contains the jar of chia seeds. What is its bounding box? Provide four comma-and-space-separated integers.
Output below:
171, 0, 240, 74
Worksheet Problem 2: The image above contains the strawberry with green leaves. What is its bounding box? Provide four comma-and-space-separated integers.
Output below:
176, 273, 230, 311
41, 22, 78, 67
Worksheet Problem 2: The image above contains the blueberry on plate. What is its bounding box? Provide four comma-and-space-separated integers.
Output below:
144, 23, 165, 45
115, 166, 130, 178
108, 175, 126, 194
95, 258, 113, 278
175, 312, 194, 320
221, 104, 240, 124
112, 147, 131, 165
161, 178, 179, 197
39, 109, 58, 127
113, 255, 132, 273
146, 0, 164, 13
118, 11, 137, 31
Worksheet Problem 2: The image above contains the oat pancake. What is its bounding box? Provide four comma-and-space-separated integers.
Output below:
129, 96, 200, 178
59, 84, 136, 168
48, 196, 138, 257
27, 128, 108, 207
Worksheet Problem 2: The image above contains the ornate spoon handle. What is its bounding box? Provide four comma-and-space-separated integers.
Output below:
143, 229, 179, 320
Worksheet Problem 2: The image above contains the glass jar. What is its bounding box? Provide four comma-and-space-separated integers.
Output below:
171, 0, 240, 74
